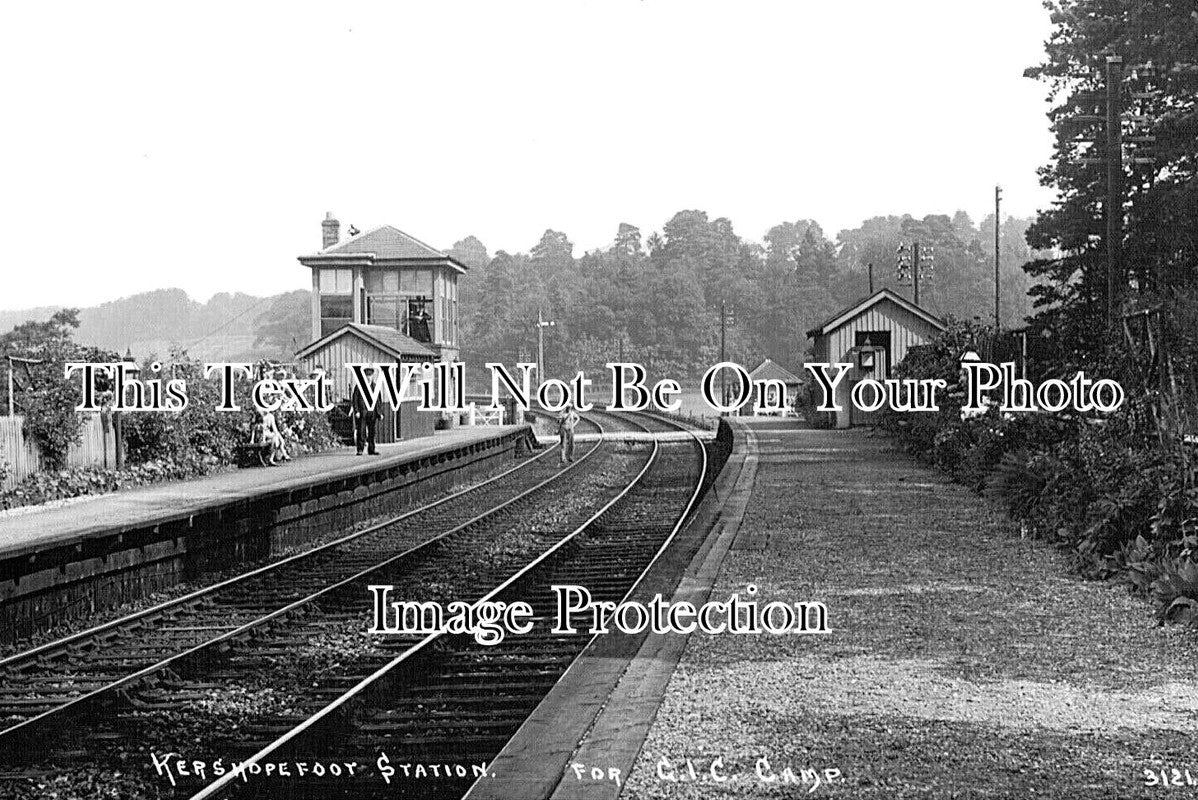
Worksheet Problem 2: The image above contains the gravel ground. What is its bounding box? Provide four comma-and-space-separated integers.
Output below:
623, 427, 1198, 799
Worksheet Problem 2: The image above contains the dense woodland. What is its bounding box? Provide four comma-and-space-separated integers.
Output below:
1021, 0, 1198, 383
446, 210, 1041, 380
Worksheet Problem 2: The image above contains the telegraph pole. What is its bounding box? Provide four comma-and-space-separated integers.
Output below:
720, 300, 727, 409
1104, 55, 1124, 331
716, 301, 736, 411
994, 184, 1002, 332
912, 242, 921, 305
896, 242, 932, 305
535, 307, 555, 380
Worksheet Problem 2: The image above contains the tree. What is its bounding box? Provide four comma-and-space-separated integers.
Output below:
530, 230, 574, 271
763, 219, 824, 267
613, 223, 643, 259
1023, 0, 1198, 369
833, 216, 908, 302
976, 214, 1042, 328
448, 236, 490, 270
1, 308, 81, 351
895, 214, 990, 319
646, 231, 664, 256
0, 309, 118, 468
462, 249, 548, 366
754, 220, 843, 368
951, 210, 976, 244
655, 210, 757, 308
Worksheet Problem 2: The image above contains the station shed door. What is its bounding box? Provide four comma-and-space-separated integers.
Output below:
848, 343, 889, 427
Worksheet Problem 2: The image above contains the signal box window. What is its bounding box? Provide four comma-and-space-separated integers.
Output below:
320, 295, 353, 336
319, 268, 352, 294
407, 297, 432, 343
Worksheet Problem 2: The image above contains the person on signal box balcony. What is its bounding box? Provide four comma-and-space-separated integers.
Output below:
558, 406, 580, 466
351, 369, 381, 456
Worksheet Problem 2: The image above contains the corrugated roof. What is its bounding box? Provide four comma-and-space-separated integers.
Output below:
295, 322, 436, 361
748, 358, 804, 385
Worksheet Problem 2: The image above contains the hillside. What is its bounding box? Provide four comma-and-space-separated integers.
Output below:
0, 288, 310, 363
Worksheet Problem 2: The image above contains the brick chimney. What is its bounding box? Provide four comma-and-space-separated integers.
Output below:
321, 212, 340, 250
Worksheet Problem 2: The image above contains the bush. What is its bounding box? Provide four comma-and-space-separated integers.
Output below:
1, 355, 342, 511
0, 460, 193, 510
882, 319, 1198, 626
795, 382, 835, 428
1151, 559, 1198, 625
122, 356, 340, 471
0, 310, 121, 469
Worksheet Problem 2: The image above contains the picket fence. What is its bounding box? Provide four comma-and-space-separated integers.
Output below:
0, 414, 115, 490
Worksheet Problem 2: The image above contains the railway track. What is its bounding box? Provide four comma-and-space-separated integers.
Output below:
183, 410, 708, 800
0, 411, 709, 800
0, 414, 624, 757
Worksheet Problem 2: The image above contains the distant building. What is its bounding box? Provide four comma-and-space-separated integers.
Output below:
738, 358, 804, 416
294, 214, 468, 439
806, 288, 946, 427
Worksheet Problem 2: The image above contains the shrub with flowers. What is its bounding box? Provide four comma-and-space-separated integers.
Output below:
122, 354, 339, 468
0, 353, 341, 511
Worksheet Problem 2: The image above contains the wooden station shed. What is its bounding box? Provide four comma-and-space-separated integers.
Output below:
806, 288, 946, 428
295, 324, 438, 444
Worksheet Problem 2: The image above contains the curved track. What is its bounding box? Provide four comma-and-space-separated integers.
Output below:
0, 411, 709, 800
187, 410, 708, 799
0, 416, 609, 754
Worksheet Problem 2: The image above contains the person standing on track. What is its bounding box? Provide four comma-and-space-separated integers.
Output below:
558, 405, 580, 466
351, 367, 381, 456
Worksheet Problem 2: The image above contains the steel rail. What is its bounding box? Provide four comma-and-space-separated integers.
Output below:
461, 410, 708, 798
0, 417, 610, 750
0, 434, 551, 672
1, 415, 608, 671
185, 412, 674, 800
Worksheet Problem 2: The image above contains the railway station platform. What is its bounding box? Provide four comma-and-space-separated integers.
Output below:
0, 424, 534, 641
482, 416, 1198, 799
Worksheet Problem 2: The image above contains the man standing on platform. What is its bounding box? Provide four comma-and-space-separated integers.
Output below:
351, 367, 381, 456
558, 405, 580, 466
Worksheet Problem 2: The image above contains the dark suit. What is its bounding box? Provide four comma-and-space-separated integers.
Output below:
350, 384, 380, 455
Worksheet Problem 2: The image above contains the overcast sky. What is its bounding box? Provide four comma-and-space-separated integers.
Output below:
1, 1, 1056, 309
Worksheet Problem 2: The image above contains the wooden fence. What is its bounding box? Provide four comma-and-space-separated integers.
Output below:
0, 414, 115, 490
465, 404, 506, 426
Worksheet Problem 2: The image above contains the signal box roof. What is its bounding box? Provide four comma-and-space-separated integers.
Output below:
300, 225, 467, 272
